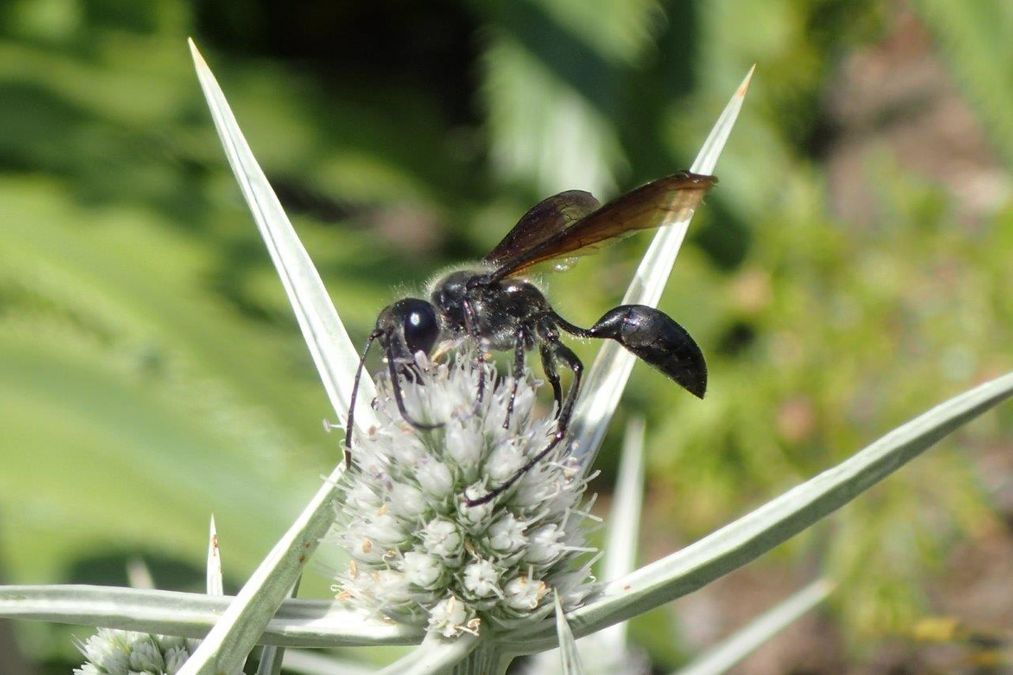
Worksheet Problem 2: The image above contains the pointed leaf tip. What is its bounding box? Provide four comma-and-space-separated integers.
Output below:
188, 39, 377, 430
554, 593, 584, 675
567, 72, 750, 466
206, 514, 223, 598
188, 50, 378, 671
737, 65, 756, 97
187, 38, 205, 67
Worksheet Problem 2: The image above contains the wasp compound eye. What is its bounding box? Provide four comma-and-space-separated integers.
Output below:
394, 298, 440, 357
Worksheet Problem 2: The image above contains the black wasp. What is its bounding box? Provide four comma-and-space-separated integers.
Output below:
347, 171, 716, 506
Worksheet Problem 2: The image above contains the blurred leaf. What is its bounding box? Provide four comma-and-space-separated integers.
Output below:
911, 0, 1013, 165
478, 0, 664, 196
674, 579, 833, 675
0, 180, 327, 582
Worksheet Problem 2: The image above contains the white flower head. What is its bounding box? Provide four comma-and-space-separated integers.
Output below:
402, 551, 443, 589
462, 558, 501, 599
423, 518, 464, 561
74, 628, 238, 675
428, 594, 480, 638
524, 524, 565, 566
416, 455, 454, 499
504, 574, 549, 611
163, 644, 190, 674
128, 635, 165, 672
389, 482, 427, 519
486, 440, 527, 482
486, 513, 528, 555
332, 354, 595, 633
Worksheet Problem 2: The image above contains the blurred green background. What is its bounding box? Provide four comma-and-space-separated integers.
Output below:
1, 0, 1010, 672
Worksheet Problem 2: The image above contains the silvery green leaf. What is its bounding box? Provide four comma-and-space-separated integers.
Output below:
503, 370, 1013, 651
184, 39, 373, 675
257, 577, 301, 675
576, 417, 648, 664
178, 464, 346, 674
569, 67, 755, 466
0, 585, 423, 646
377, 632, 481, 675
674, 579, 833, 675
282, 650, 374, 675
555, 594, 585, 675
602, 418, 646, 592
187, 39, 376, 431
256, 641, 285, 675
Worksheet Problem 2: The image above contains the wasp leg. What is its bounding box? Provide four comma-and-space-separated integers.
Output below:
503, 327, 527, 429
385, 342, 444, 432
466, 340, 582, 507
474, 354, 487, 412
539, 342, 563, 417
461, 296, 490, 411
546, 341, 583, 437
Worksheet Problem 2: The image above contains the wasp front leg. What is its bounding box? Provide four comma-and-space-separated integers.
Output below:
385, 342, 443, 431
460, 296, 492, 412
503, 327, 527, 429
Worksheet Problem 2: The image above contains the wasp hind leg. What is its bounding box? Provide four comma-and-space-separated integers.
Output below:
537, 342, 563, 418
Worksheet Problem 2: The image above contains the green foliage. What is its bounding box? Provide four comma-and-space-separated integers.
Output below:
912, 0, 1013, 166
1, 0, 1010, 670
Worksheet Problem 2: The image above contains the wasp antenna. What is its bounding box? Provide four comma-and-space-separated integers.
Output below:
345, 330, 382, 467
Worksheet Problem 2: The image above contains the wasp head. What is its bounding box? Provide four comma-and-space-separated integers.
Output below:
375, 298, 442, 364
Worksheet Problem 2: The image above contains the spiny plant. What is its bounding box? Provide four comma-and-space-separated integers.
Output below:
0, 43, 1009, 675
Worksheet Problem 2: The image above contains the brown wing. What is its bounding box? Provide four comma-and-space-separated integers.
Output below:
489, 171, 716, 280
484, 190, 601, 267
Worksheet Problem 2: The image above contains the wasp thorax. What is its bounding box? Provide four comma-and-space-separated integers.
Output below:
428, 270, 473, 336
